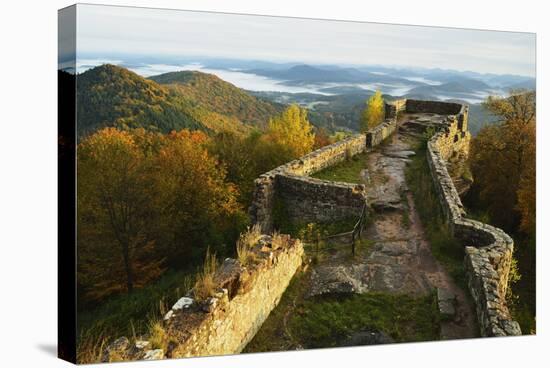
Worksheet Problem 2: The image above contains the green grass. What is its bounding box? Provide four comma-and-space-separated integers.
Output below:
291, 292, 440, 348
405, 144, 468, 290
310, 152, 368, 184
245, 271, 441, 352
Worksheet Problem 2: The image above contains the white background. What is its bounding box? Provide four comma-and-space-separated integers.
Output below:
0, 0, 546, 366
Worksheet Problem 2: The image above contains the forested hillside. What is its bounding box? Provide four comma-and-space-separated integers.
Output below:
77, 65, 203, 135
150, 71, 284, 128
76, 65, 283, 137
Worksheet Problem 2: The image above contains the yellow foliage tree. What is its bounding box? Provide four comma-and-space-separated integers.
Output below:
266, 104, 315, 158
360, 90, 385, 132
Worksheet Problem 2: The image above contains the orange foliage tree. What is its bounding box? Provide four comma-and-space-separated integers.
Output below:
77, 128, 244, 302
469, 90, 535, 237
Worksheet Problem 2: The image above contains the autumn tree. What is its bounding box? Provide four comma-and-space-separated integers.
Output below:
77, 128, 164, 299
360, 90, 385, 132
207, 131, 258, 204
313, 127, 333, 149
77, 127, 245, 302
266, 104, 315, 159
469, 90, 535, 237
155, 130, 245, 265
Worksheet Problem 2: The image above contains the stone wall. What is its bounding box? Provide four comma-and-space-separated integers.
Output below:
276, 175, 366, 224
366, 118, 397, 148
102, 235, 304, 361
385, 98, 407, 118
249, 100, 405, 232
366, 99, 404, 148
406, 99, 463, 115
423, 102, 521, 337
249, 133, 368, 232
249, 98, 521, 337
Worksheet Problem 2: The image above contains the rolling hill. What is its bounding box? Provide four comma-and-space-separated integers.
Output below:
76, 64, 204, 136
76, 64, 283, 137
150, 71, 283, 128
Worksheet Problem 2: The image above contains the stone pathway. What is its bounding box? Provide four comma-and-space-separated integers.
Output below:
309, 113, 478, 340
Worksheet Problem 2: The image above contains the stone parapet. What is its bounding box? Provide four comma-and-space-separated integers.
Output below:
249, 133, 368, 232
276, 174, 366, 224
424, 104, 521, 337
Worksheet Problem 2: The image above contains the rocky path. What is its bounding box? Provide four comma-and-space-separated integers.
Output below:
310, 114, 478, 340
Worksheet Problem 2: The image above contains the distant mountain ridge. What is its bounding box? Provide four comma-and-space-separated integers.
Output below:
247, 64, 423, 86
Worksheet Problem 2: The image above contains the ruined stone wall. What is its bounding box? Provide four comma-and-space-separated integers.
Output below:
385, 98, 407, 118
167, 237, 304, 358
249, 134, 367, 232
422, 102, 521, 337
103, 235, 304, 361
366, 99, 404, 148
276, 175, 366, 224
406, 99, 463, 115
366, 118, 397, 148
249, 100, 407, 231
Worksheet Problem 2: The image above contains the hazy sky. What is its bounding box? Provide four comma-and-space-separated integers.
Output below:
73, 4, 536, 77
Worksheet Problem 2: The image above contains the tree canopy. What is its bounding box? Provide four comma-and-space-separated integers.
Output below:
266, 104, 315, 158
469, 90, 535, 238
360, 91, 385, 132
77, 128, 245, 302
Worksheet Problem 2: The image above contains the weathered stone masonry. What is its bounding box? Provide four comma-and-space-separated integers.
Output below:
276, 175, 367, 224
248, 134, 368, 232
165, 236, 304, 358
249, 98, 521, 337
103, 99, 520, 363
249, 100, 403, 232
418, 100, 522, 336
102, 235, 304, 361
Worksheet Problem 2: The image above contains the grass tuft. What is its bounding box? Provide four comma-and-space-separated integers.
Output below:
148, 320, 168, 350
270, 231, 287, 250
77, 330, 108, 364
193, 248, 218, 301
236, 224, 262, 265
